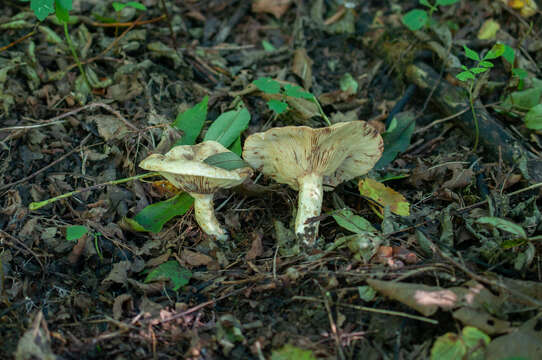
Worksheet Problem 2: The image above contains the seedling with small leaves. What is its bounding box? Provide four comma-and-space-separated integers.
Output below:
252, 77, 331, 125
456, 44, 506, 152
402, 0, 460, 31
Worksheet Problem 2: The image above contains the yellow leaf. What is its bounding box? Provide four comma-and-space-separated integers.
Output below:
477, 19, 500, 40
359, 178, 410, 216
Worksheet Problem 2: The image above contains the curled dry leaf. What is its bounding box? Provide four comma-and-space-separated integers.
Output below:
252, 0, 292, 19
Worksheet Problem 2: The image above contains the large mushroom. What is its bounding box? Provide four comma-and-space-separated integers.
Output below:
139, 141, 253, 241
242, 121, 383, 245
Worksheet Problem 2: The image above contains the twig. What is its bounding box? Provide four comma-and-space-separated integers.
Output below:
0, 134, 91, 192
0, 25, 38, 53
0, 229, 44, 270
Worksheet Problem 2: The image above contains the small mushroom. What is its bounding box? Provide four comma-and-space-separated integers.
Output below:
242, 121, 383, 245
139, 141, 253, 241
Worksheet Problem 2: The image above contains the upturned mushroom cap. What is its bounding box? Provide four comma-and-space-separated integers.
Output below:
139, 141, 253, 193
242, 121, 383, 190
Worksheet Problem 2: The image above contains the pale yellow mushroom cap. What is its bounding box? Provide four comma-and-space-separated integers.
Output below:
139, 141, 253, 194
242, 121, 383, 190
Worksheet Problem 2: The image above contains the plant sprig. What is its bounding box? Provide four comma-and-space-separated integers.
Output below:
402, 0, 460, 31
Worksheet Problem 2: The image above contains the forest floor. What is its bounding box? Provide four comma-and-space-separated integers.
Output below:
1, 0, 542, 359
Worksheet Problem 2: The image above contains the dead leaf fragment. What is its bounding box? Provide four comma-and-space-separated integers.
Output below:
252, 0, 292, 19
113, 294, 134, 320
181, 249, 214, 266
502, 0, 538, 17
246, 232, 264, 260
359, 178, 410, 216
102, 260, 131, 286
292, 48, 313, 89
486, 315, 542, 359
453, 307, 513, 335
15, 311, 57, 360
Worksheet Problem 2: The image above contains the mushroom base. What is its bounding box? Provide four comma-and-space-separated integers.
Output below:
295, 173, 324, 246
191, 193, 229, 241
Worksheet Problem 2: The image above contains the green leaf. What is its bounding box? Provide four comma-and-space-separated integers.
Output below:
463, 45, 480, 61
261, 40, 276, 51
512, 68, 528, 80
271, 344, 316, 360
358, 285, 376, 301
476, 216, 527, 239
55, 2, 69, 23
484, 43, 505, 60
112, 1, 146, 12
479, 61, 494, 68
267, 99, 288, 114
456, 70, 475, 81
228, 136, 242, 156
375, 112, 415, 169
402, 9, 428, 31
173, 96, 208, 146
332, 208, 376, 234
525, 104, 542, 130
436, 0, 459, 5
502, 44, 515, 64
66, 225, 88, 242
283, 84, 313, 99
431, 333, 467, 360
144, 260, 192, 291
461, 327, 490, 359
253, 77, 281, 94
419, 0, 431, 7
203, 152, 249, 170
203, 107, 251, 148
31, 0, 55, 21
470, 67, 489, 74
503, 87, 542, 110
340, 73, 358, 93
55, 0, 71, 10
132, 192, 194, 233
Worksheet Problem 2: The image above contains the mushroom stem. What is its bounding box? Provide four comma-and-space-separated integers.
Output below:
190, 193, 228, 241
295, 173, 324, 245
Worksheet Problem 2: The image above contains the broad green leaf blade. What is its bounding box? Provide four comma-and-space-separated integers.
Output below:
31, 0, 55, 21
456, 71, 475, 81
431, 333, 467, 360
267, 99, 288, 114
463, 45, 480, 61
435, 0, 459, 5
525, 104, 542, 130
253, 77, 281, 94
479, 61, 494, 68
512, 68, 528, 80
203, 152, 249, 170
66, 225, 88, 242
56, 0, 71, 10
271, 344, 316, 360
229, 136, 242, 155
419, 0, 431, 7
203, 107, 251, 148
55, 1, 69, 23
476, 216, 527, 239
144, 260, 192, 291
132, 192, 194, 233
113, 1, 146, 11
503, 87, 542, 110
332, 208, 376, 234
375, 112, 415, 169
502, 44, 515, 64
173, 96, 208, 146
283, 84, 313, 99
402, 9, 428, 31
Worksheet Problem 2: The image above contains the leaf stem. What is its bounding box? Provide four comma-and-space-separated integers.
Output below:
468, 81, 479, 152
63, 22, 91, 90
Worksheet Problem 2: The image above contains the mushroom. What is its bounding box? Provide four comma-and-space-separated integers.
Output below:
139, 141, 253, 241
242, 121, 383, 245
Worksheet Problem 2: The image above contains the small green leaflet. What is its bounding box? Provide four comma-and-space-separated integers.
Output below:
332, 208, 376, 234
261, 40, 276, 52
253, 77, 281, 94
463, 45, 480, 61
435, 0, 460, 5
144, 260, 192, 291
173, 96, 208, 146
131, 192, 194, 233
476, 216, 527, 239
204, 107, 250, 148
402, 9, 427, 31
66, 225, 88, 242
203, 152, 249, 170
283, 84, 313, 100
267, 99, 288, 114
112, 1, 147, 12
30, 0, 55, 21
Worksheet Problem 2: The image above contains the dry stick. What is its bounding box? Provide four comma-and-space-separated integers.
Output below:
157, 287, 247, 324
87, 15, 166, 28
0, 229, 44, 270
0, 134, 91, 192
0, 25, 37, 53
159, 0, 177, 50
426, 237, 542, 308
317, 282, 345, 360
292, 296, 438, 325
